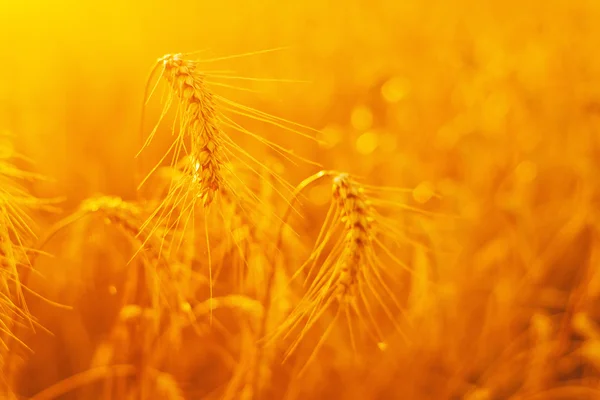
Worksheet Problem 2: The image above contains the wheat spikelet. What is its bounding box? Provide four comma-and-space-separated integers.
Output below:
525, 312, 554, 394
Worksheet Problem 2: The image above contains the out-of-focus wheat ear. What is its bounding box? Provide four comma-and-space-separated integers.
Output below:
573, 312, 600, 341
573, 311, 600, 375
189, 295, 263, 321
153, 371, 185, 400
35, 196, 176, 314
524, 312, 554, 394
35, 196, 161, 261
406, 245, 442, 347
463, 387, 492, 400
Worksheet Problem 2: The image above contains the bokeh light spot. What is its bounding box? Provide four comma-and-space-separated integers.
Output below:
356, 131, 379, 154
515, 160, 537, 184
412, 181, 435, 204
381, 76, 410, 103
319, 124, 343, 149
379, 131, 398, 153
351, 105, 373, 131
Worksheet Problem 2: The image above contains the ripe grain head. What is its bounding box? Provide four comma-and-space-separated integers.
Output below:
266, 171, 425, 376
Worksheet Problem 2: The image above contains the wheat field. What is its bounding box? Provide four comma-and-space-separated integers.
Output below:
1, 0, 600, 399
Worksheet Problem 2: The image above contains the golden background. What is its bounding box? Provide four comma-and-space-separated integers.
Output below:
1, 0, 600, 399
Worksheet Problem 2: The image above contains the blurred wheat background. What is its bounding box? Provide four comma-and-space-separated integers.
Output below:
1, 0, 600, 399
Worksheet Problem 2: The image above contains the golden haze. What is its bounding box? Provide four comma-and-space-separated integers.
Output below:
1, 0, 600, 399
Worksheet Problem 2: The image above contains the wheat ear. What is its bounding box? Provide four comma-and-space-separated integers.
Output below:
331, 173, 373, 300
162, 54, 225, 207
283, 173, 385, 368
138, 50, 321, 236
138, 53, 226, 209
263, 171, 424, 379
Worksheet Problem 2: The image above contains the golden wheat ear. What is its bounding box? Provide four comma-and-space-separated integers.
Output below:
137, 48, 323, 202
264, 171, 436, 376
